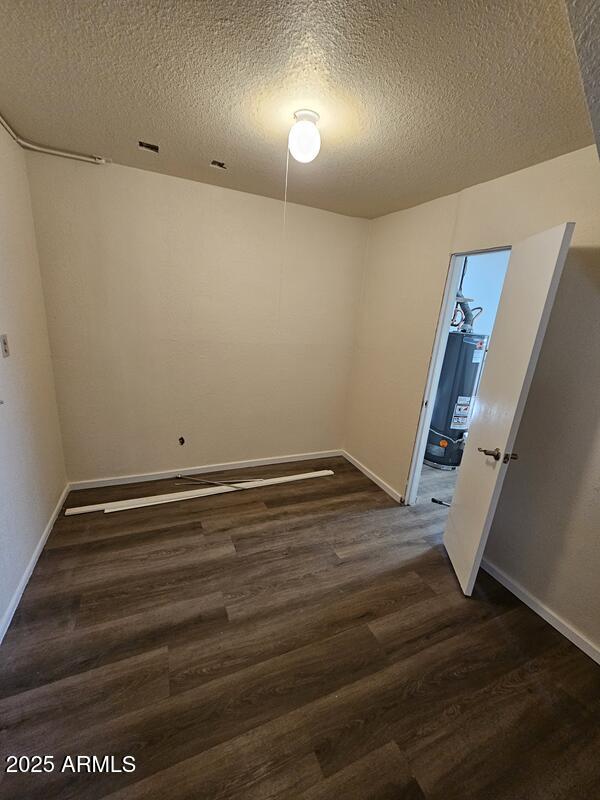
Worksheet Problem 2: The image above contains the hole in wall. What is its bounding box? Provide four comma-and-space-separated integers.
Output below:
138, 140, 159, 153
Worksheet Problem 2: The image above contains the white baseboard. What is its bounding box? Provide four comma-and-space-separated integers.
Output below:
482, 558, 600, 665
0, 482, 70, 645
68, 450, 344, 491
340, 450, 403, 504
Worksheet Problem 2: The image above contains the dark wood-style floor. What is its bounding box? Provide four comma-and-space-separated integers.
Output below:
0, 457, 598, 799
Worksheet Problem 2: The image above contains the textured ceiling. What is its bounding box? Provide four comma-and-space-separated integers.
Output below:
0, 0, 593, 218
565, 0, 600, 156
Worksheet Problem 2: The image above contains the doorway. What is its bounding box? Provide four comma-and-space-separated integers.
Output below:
405, 248, 511, 506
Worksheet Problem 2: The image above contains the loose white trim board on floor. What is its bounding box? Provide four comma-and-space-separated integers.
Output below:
65, 469, 334, 516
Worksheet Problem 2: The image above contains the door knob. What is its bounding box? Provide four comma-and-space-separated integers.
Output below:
478, 447, 501, 461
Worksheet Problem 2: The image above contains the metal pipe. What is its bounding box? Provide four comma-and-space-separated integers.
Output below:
456, 290, 475, 331
0, 111, 107, 165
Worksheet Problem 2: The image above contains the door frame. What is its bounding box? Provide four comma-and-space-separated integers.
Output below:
403, 245, 511, 506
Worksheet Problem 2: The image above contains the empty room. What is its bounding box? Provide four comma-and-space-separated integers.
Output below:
1, 1, 599, 798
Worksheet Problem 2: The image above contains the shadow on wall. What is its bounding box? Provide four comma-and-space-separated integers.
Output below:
485, 247, 600, 626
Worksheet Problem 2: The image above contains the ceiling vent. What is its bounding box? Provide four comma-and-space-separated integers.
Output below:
210, 159, 227, 170
138, 140, 159, 153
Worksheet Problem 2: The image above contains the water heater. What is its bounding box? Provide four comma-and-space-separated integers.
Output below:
425, 330, 487, 469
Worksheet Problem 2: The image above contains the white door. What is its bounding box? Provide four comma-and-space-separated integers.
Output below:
444, 222, 574, 595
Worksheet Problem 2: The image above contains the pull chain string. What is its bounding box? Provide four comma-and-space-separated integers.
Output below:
283, 144, 290, 225
276, 145, 290, 332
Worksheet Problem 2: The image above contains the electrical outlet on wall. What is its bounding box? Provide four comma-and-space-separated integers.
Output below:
1, 334, 9, 358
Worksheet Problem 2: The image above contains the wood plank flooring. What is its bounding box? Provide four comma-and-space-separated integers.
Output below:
0, 456, 598, 799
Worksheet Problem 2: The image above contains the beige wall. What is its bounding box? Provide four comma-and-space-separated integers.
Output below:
345, 146, 600, 493
458, 148, 600, 651
345, 144, 600, 650
344, 193, 459, 490
26, 154, 369, 482
487, 244, 600, 649
0, 128, 66, 636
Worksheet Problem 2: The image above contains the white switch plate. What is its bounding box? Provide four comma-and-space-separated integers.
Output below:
1, 334, 9, 358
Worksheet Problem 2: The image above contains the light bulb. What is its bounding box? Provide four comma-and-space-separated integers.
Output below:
288, 110, 321, 163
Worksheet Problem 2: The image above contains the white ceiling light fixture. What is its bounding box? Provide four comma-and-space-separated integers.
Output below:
288, 109, 321, 163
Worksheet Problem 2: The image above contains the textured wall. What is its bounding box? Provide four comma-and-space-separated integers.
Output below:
26, 154, 368, 482
345, 144, 600, 650
0, 127, 66, 634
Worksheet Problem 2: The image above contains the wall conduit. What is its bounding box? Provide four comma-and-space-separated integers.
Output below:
0, 111, 107, 165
